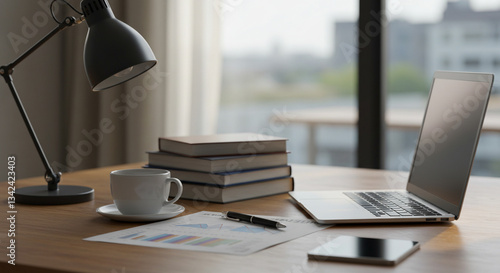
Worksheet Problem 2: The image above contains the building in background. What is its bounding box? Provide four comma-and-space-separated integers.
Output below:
333, 0, 500, 90
428, 0, 500, 92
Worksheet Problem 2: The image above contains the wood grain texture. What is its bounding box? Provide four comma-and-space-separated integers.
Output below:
1, 163, 500, 273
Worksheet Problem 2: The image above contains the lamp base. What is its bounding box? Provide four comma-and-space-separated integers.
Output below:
14, 185, 94, 205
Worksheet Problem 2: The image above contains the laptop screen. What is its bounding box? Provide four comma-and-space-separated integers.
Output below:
407, 71, 493, 218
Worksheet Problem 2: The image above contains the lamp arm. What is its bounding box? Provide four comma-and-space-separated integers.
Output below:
0, 16, 84, 190
6, 16, 84, 71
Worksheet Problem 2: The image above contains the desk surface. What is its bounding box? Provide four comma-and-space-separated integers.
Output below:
1, 163, 500, 273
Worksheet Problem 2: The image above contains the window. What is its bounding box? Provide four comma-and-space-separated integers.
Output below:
219, 0, 500, 176
463, 31, 483, 42
219, 1, 358, 166
493, 58, 500, 68
464, 58, 481, 68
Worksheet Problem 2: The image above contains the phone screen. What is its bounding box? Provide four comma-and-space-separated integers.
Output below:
308, 236, 420, 266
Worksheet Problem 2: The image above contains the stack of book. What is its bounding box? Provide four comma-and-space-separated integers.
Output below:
145, 133, 293, 203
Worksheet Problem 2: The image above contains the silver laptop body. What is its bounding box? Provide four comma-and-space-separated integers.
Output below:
289, 71, 494, 224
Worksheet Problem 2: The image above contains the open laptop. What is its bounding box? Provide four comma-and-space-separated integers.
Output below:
289, 71, 494, 224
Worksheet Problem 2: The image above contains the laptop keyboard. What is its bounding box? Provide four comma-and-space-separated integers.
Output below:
344, 192, 442, 217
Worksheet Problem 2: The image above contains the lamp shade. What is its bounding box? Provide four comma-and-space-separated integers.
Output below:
81, 0, 157, 91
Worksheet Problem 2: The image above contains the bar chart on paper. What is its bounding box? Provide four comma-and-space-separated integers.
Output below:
120, 232, 242, 247
85, 211, 329, 255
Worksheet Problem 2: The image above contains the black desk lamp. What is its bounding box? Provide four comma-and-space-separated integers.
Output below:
0, 0, 157, 205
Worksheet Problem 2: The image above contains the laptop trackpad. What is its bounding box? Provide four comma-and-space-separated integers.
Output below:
300, 198, 369, 219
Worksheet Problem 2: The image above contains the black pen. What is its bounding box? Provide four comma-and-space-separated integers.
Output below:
222, 211, 286, 229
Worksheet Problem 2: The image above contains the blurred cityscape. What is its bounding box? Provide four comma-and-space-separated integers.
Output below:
218, 0, 500, 177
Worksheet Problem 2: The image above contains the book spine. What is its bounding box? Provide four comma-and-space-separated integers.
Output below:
145, 164, 292, 186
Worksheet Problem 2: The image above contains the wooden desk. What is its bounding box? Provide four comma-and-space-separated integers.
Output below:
2, 163, 500, 273
271, 107, 500, 163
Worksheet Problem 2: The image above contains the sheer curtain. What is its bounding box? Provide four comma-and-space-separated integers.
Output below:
57, 0, 221, 173
165, 0, 221, 136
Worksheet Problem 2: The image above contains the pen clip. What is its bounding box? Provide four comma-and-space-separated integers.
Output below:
224, 216, 241, 222
221, 211, 241, 222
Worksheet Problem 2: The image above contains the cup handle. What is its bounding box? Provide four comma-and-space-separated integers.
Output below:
164, 178, 183, 205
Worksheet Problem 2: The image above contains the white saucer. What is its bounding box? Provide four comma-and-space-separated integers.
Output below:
97, 204, 185, 222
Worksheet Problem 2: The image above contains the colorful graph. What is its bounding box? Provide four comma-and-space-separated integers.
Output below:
119, 232, 142, 239
119, 232, 241, 247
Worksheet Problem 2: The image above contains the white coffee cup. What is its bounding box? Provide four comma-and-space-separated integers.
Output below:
110, 169, 183, 215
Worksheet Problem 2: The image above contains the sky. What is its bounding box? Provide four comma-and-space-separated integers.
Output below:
221, 0, 500, 58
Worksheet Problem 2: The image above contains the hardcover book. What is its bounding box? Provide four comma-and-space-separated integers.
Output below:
159, 133, 287, 157
169, 177, 294, 203
147, 151, 289, 173
144, 165, 292, 186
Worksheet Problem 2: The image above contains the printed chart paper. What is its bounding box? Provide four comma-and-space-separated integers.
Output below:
85, 211, 330, 255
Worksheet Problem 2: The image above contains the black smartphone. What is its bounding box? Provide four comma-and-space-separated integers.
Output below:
308, 235, 420, 266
